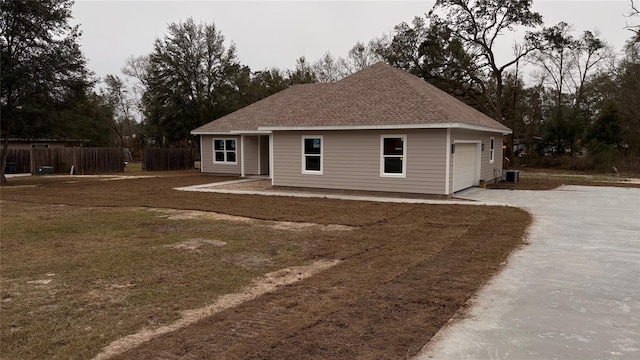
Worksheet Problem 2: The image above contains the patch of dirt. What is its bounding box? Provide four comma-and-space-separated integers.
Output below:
84, 282, 136, 305
92, 260, 340, 360
26, 273, 56, 286
152, 208, 356, 231
164, 238, 226, 251
268, 221, 353, 232
152, 208, 252, 222
0, 184, 37, 189
27, 279, 54, 285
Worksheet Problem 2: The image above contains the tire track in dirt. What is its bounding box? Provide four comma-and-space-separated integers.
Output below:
92, 260, 340, 360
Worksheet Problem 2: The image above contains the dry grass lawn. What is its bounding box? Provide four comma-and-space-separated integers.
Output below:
487, 169, 640, 190
1, 171, 531, 359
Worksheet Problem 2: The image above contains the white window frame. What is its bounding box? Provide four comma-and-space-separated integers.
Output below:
489, 137, 495, 164
301, 135, 323, 175
213, 138, 237, 165
380, 134, 407, 178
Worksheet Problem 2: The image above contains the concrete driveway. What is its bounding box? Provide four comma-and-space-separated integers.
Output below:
416, 185, 640, 360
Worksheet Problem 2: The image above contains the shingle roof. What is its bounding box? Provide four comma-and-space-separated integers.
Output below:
192, 62, 511, 134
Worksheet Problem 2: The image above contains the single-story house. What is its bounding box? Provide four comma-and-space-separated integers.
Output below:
192, 62, 511, 196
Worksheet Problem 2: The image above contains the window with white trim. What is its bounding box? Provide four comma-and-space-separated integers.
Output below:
489, 137, 495, 163
380, 135, 406, 177
213, 138, 237, 164
302, 136, 323, 174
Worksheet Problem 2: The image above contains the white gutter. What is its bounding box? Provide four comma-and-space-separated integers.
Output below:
191, 130, 272, 135
230, 130, 272, 135
258, 122, 512, 134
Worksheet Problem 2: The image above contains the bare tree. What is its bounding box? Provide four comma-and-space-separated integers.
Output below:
626, 0, 640, 41
428, 0, 544, 122
101, 75, 138, 148
339, 41, 383, 75
529, 22, 579, 107
570, 31, 610, 109
530, 23, 610, 111
312, 52, 344, 83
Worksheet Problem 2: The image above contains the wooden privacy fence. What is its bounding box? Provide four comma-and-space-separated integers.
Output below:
1, 149, 31, 173
31, 147, 124, 174
143, 148, 196, 171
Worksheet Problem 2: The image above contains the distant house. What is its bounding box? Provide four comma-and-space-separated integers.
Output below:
2, 138, 87, 150
192, 62, 511, 195
1, 138, 89, 174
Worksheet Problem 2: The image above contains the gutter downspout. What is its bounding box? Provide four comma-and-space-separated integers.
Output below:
269, 133, 274, 186
445, 128, 451, 196
199, 136, 203, 173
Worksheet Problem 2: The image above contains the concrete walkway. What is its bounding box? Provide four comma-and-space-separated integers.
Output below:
416, 185, 640, 360
5, 173, 31, 178
174, 179, 502, 206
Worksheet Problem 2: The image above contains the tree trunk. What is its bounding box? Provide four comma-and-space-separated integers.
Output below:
1, 133, 9, 186
494, 74, 504, 123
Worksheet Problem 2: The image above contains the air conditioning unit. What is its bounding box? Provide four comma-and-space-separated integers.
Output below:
37, 166, 55, 175
504, 170, 520, 183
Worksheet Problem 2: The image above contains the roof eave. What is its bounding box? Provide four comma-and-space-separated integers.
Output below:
258, 123, 512, 134
191, 130, 272, 135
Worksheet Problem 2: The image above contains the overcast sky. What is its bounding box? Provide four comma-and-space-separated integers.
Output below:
71, 0, 637, 83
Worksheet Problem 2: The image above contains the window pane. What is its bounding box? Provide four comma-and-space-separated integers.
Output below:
304, 138, 321, 154
384, 138, 403, 155
226, 140, 236, 151
214, 140, 225, 150
305, 156, 321, 171
215, 151, 225, 162
384, 157, 403, 174
226, 151, 236, 163
490, 138, 495, 150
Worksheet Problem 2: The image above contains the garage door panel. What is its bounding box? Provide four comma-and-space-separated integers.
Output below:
453, 143, 478, 192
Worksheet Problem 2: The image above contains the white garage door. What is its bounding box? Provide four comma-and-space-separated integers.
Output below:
453, 143, 479, 192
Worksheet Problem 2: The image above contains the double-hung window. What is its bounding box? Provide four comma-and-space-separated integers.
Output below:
380, 135, 406, 177
214, 139, 237, 164
302, 136, 323, 174
489, 137, 495, 163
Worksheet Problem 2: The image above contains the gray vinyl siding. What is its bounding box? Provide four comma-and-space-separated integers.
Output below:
449, 129, 504, 188
243, 136, 259, 175
272, 129, 447, 194
200, 135, 242, 174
